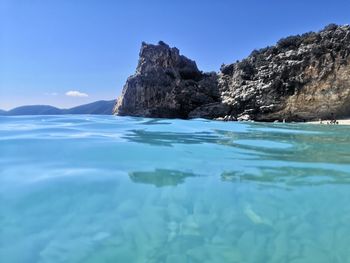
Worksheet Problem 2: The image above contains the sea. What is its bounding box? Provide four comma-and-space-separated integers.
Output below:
1, 115, 350, 263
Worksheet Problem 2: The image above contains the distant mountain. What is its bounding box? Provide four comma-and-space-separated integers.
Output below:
64, 100, 116, 115
0, 100, 115, 116
6, 105, 62, 116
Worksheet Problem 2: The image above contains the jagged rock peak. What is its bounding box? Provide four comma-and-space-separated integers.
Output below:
114, 41, 220, 118
135, 41, 200, 78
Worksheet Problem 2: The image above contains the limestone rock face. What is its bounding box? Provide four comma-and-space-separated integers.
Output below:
114, 41, 220, 118
219, 24, 350, 121
115, 24, 350, 121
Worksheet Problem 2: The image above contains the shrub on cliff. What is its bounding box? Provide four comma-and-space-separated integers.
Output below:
238, 59, 255, 80
301, 32, 321, 45
323, 23, 338, 31
277, 35, 302, 49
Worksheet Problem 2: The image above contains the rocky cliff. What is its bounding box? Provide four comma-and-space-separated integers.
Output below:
114, 24, 350, 121
114, 41, 220, 118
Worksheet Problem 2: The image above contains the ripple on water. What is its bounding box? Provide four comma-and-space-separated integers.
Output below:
1, 115, 350, 263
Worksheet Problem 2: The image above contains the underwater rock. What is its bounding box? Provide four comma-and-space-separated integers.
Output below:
167, 203, 188, 221
207, 245, 242, 262
166, 254, 187, 263
92, 232, 110, 241
179, 215, 201, 237
238, 231, 256, 260
244, 205, 265, 225
117, 199, 139, 218
186, 246, 209, 262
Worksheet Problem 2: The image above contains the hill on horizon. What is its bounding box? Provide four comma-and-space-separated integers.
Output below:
0, 100, 116, 116
64, 100, 116, 115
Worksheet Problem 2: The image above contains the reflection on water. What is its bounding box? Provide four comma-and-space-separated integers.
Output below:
122, 129, 221, 146
221, 166, 350, 187
129, 169, 197, 187
139, 119, 173, 126
215, 125, 350, 164
1, 116, 350, 263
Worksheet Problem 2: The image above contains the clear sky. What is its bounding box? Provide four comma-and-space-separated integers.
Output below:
1, 0, 349, 110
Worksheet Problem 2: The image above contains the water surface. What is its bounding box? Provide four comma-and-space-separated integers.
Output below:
1, 115, 350, 263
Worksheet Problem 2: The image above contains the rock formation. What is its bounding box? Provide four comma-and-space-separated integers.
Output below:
114, 41, 220, 118
114, 24, 350, 121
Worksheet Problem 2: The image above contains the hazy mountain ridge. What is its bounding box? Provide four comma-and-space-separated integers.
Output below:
0, 100, 115, 116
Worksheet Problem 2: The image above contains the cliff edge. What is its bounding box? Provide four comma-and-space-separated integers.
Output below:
114, 24, 350, 121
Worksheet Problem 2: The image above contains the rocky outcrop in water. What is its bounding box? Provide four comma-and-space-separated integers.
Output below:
114, 24, 350, 121
114, 41, 220, 118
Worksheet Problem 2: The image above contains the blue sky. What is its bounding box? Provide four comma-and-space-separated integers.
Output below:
1, 0, 349, 110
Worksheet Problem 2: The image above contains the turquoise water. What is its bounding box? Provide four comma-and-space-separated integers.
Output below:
1, 115, 350, 263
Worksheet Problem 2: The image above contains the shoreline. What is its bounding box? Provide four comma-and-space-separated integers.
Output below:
307, 119, 350, 125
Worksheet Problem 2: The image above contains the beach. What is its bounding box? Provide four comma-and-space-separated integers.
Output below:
308, 118, 350, 125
